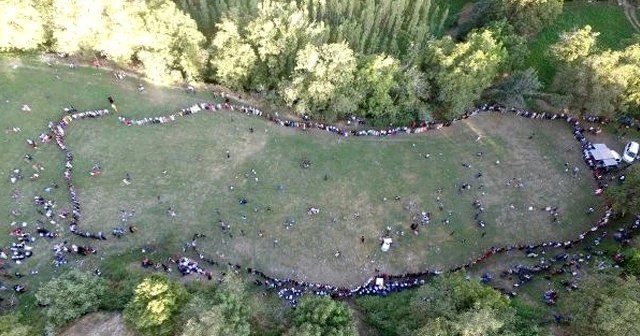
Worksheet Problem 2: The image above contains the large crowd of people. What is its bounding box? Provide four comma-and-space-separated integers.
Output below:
5, 95, 639, 304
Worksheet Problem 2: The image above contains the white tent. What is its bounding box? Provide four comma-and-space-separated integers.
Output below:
589, 144, 620, 167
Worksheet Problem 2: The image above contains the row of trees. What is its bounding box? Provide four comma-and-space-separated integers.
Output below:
27, 268, 356, 336
207, 0, 531, 122
356, 273, 550, 336
1, 0, 568, 123
1, 0, 205, 84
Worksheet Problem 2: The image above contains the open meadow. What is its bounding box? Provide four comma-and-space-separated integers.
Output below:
0, 57, 604, 289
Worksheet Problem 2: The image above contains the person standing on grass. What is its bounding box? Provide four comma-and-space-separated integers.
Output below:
108, 96, 118, 113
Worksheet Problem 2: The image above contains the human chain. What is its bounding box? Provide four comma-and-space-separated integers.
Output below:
10, 100, 635, 299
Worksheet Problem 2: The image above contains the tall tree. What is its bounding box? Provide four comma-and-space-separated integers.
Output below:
481, 19, 529, 71
280, 42, 357, 119
285, 296, 357, 336
0, 0, 45, 51
46, 0, 107, 54
136, 0, 207, 84
353, 54, 401, 124
35, 270, 107, 327
561, 273, 640, 336
246, 0, 327, 91
550, 25, 599, 64
424, 29, 507, 120
605, 165, 640, 216
209, 18, 257, 90
301, 0, 447, 61
495, 0, 563, 36
124, 275, 188, 336
483, 68, 542, 106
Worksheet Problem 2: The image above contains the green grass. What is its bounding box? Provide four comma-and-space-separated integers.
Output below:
526, 1, 637, 87
0, 56, 600, 294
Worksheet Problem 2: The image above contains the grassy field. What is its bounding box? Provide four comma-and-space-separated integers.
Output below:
526, 1, 636, 86
0, 56, 602, 290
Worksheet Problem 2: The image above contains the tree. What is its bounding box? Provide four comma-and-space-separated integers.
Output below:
285, 296, 357, 336
411, 317, 451, 336
483, 68, 541, 106
481, 19, 529, 71
0, 315, 31, 336
94, 0, 147, 62
424, 29, 507, 120
624, 248, 640, 276
280, 42, 357, 119
561, 273, 640, 336
180, 305, 230, 336
178, 271, 251, 336
452, 307, 508, 336
46, 0, 108, 55
136, 0, 207, 84
495, 0, 563, 36
353, 54, 401, 124
209, 18, 257, 90
605, 165, 640, 216
124, 274, 188, 336
246, 0, 327, 91
550, 25, 599, 64
301, 0, 447, 61
35, 269, 106, 327
0, 0, 45, 51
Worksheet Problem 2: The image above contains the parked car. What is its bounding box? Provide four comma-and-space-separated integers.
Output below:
622, 141, 639, 164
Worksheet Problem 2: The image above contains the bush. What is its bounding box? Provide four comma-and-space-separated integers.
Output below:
35, 269, 107, 327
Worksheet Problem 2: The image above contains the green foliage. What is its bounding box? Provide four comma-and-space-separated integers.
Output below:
0, 0, 45, 51
285, 296, 357, 336
526, 1, 636, 86
482, 19, 529, 71
392, 65, 433, 122
246, 0, 328, 91
178, 271, 252, 336
137, 0, 207, 84
358, 274, 550, 336
353, 54, 401, 123
624, 248, 640, 276
209, 18, 257, 90
301, 0, 447, 61
561, 273, 640, 336
124, 274, 189, 336
551, 31, 640, 117
550, 25, 599, 63
356, 290, 418, 335
484, 68, 541, 106
605, 166, 640, 217
0, 315, 31, 336
424, 28, 507, 119
175, 0, 260, 38
495, 0, 563, 36
281, 42, 357, 119
35, 269, 107, 327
